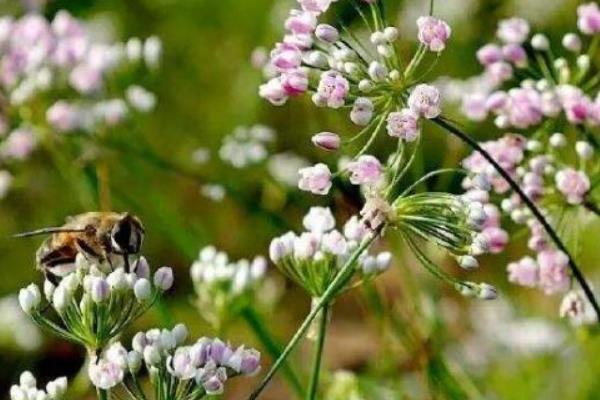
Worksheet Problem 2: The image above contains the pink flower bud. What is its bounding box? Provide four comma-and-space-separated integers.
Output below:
497, 17, 530, 44
315, 24, 339, 42
311, 131, 340, 151
347, 155, 382, 186
153, 267, 174, 291
555, 168, 590, 205
578, 2, 600, 35
476, 44, 503, 66
416, 16, 451, 52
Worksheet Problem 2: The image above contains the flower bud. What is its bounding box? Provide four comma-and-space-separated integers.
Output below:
350, 97, 374, 126
240, 349, 261, 376
478, 283, 498, 300
134, 257, 150, 279
172, 323, 188, 345
132, 332, 147, 353
127, 351, 142, 374
52, 286, 71, 312
358, 79, 374, 93
91, 278, 110, 303
20, 371, 37, 388
458, 255, 479, 270
562, 33, 581, 52
383, 26, 399, 42
153, 267, 174, 291
315, 24, 339, 42
107, 268, 128, 291
576, 141, 594, 159
18, 284, 41, 314
549, 132, 566, 147
311, 132, 340, 151
369, 31, 385, 45
143, 345, 161, 365
531, 33, 549, 50
133, 278, 152, 301
368, 61, 387, 82
46, 377, 68, 399
62, 273, 80, 294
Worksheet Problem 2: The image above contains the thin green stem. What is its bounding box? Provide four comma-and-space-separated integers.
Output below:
306, 303, 329, 400
247, 234, 379, 400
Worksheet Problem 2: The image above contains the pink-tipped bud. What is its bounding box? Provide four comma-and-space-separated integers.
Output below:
311, 132, 340, 151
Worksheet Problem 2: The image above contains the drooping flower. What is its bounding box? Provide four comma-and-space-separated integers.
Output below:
298, 163, 332, 195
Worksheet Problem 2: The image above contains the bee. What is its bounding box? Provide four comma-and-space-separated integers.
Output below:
16, 212, 145, 280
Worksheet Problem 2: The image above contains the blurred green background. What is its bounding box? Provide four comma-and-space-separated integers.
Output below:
3, 0, 600, 399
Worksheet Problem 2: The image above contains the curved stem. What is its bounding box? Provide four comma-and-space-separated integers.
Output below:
433, 117, 600, 321
247, 234, 378, 400
306, 303, 329, 400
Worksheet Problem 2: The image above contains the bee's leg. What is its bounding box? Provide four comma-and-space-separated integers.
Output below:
123, 253, 130, 273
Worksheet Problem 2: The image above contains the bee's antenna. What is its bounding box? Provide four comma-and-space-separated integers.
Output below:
13, 228, 88, 238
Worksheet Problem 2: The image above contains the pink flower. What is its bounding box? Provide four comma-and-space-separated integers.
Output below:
537, 249, 570, 295
505, 88, 543, 129
507, 256, 539, 287
313, 71, 349, 108
88, 358, 124, 390
502, 44, 527, 67
577, 2, 600, 35
285, 10, 317, 34
47, 101, 78, 132
476, 44, 503, 66
281, 69, 308, 95
69, 64, 102, 93
297, 0, 335, 13
408, 84, 441, 119
481, 226, 508, 254
270, 43, 302, 72
350, 98, 374, 126
497, 17, 530, 44
298, 163, 332, 195
416, 16, 451, 52
2, 128, 36, 160
485, 61, 513, 85
346, 155, 382, 186
259, 77, 288, 105
386, 109, 420, 141
555, 168, 590, 205
461, 93, 488, 121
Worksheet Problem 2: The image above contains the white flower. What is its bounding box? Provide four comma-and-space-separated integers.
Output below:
89, 358, 124, 390
302, 206, 335, 233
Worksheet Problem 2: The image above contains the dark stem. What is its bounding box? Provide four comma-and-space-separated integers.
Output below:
433, 117, 600, 321
583, 199, 600, 217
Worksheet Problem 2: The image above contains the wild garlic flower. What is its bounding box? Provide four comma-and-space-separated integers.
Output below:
259, 0, 452, 196
88, 323, 261, 398
219, 125, 275, 168
459, 4, 600, 131
461, 133, 597, 302
9, 371, 67, 400
0, 10, 160, 198
191, 246, 275, 329
269, 206, 391, 299
19, 255, 173, 351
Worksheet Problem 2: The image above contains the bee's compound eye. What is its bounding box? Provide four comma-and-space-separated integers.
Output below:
111, 218, 142, 254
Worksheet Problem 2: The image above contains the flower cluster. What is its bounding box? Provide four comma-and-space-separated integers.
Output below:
191, 246, 275, 329
462, 133, 598, 320
258, 0, 452, 196
9, 371, 67, 400
219, 124, 275, 168
0, 10, 160, 198
269, 206, 391, 298
18, 255, 173, 350
460, 4, 600, 130
88, 323, 261, 398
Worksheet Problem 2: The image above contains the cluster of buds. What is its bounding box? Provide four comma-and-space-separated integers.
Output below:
269, 206, 391, 298
219, 124, 275, 168
460, 4, 600, 130
0, 10, 160, 198
9, 371, 67, 400
88, 323, 260, 398
461, 132, 598, 307
18, 255, 173, 351
391, 191, 497, 299
258, 0, 451, 196
190, 246, 273, 329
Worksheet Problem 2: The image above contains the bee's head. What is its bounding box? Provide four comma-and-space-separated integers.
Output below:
110, 213, 144, 255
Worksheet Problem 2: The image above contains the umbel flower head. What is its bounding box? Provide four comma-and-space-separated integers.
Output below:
19, 255, 173, 351
88, 323, 261, 398
0, 10, 161, 199
269, 206, 391, 298
191, 246, 277, 329
259, 0, 452, 196
10, 371, 67, 400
